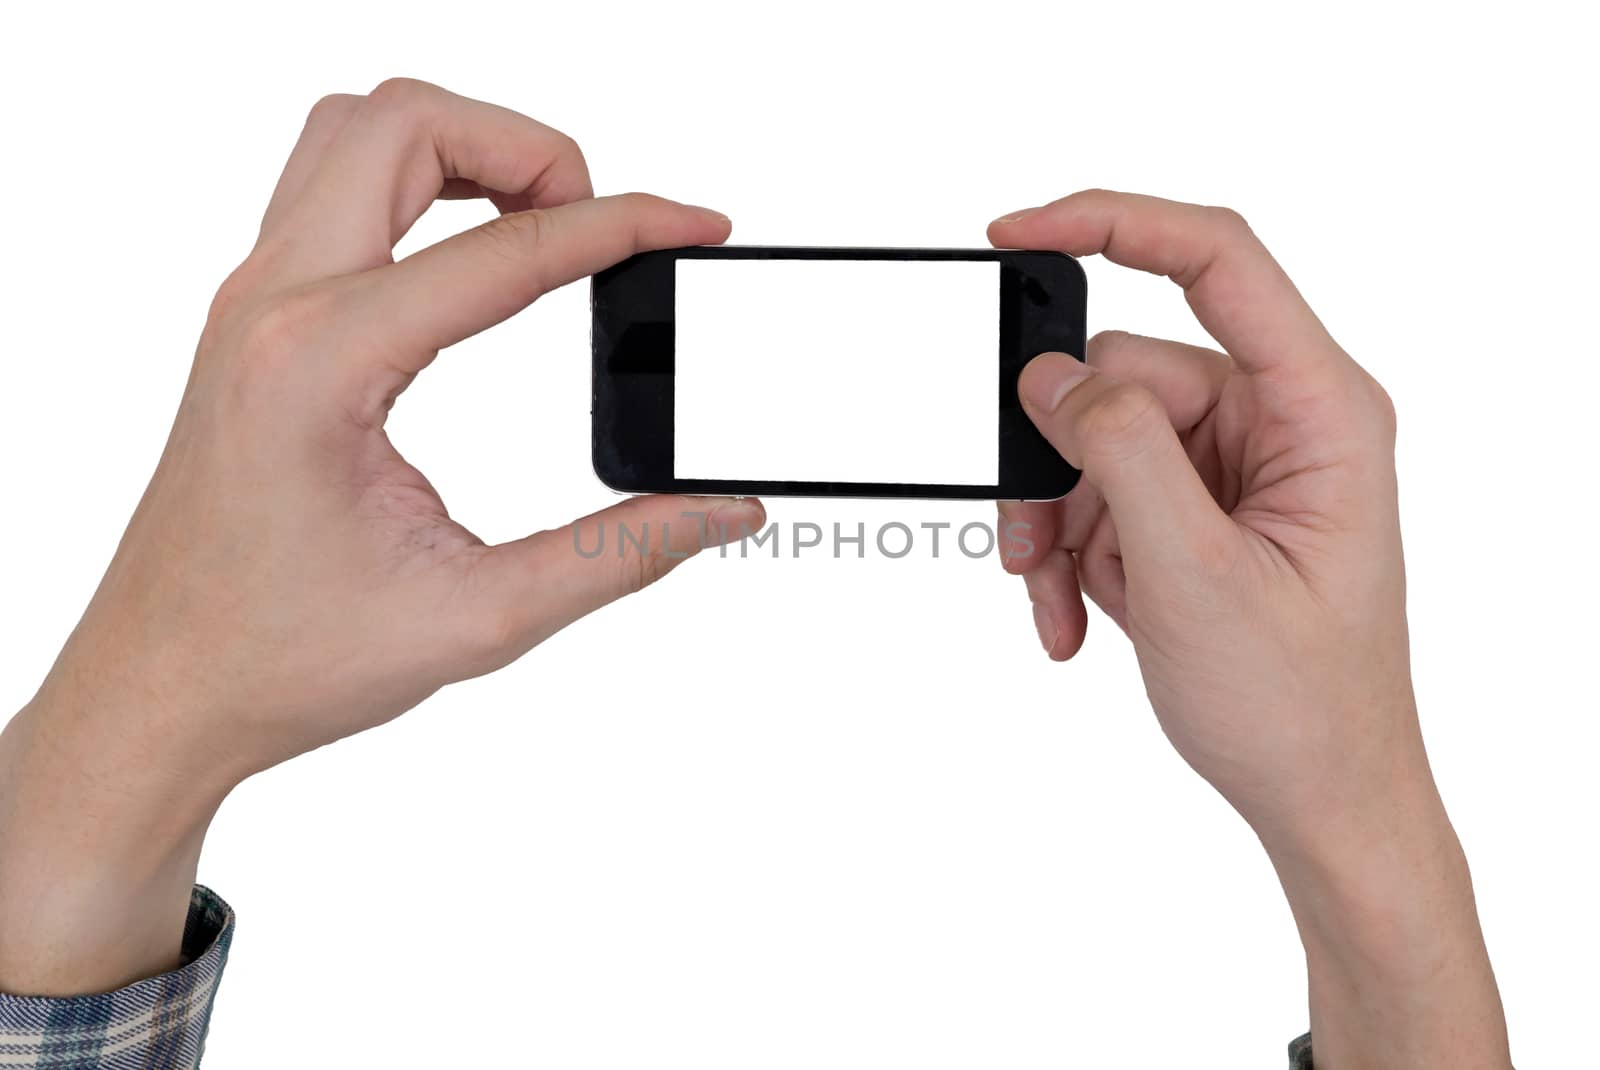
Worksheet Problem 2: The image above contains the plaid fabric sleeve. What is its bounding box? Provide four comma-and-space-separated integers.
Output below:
0, 885, 233, 1070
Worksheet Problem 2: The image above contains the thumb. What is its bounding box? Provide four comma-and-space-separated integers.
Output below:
466, 494, 766, 661
1017, 353, 1233, 572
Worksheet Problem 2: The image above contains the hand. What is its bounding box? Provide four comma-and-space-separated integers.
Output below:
991, 190, 1509, 1067
0, 79, 762, 994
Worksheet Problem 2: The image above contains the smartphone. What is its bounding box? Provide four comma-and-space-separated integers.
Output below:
590, 246, 1085, 500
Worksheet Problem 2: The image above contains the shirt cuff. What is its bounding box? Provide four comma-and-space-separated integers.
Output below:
1289, 1031, 1313, 1068
0, 884, 234, 1070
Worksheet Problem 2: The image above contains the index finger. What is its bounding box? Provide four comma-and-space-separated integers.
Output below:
349, 193, 732, 369
988, 190, 1341, 377
268, 78, 594, 281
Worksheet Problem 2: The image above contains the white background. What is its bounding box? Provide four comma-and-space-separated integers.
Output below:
1, 2, 1595, 1067
675, 258, 999, 484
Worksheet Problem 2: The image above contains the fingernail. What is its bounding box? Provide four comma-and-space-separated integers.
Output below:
1032, 604, 1057, 654
706, 497, 764, 544
1018, 353, 1092, 413
687, 204, 731, 225
991, 207, 1037, 225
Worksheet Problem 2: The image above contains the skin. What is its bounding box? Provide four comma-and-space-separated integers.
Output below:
0, 79, 764, 995
0, 82, 1508, 1067
990, 193, 1511, 1067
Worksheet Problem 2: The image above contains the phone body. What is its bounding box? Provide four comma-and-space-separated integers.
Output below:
590, 245, 1085, 500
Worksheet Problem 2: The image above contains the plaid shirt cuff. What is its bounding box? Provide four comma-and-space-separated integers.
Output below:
0, 885, 233, 1070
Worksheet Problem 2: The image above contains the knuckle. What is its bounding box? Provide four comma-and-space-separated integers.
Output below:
453, 554, 539, 665
1078, 383, 1165, 457
553, 134, 594, 198
305, 92, 359, 129
1366, 376, 1398, 437
206, 263, 260, 326
616, 527, 689, 596
1324, 366, 1398, 440
1089, 328, 1132, 348
1059, 188, 1117, 218
555, 130, 586, 166
1207, 204, 1251, 232
1086, 329, 1135, 367
365, 77, 433, 114
468, 603, 525, 663
477, 208, 550, 262
235, 289, 335, 364
616, 190, 666, 212
625, 542, 671, 595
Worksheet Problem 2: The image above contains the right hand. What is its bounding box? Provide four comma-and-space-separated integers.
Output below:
991, 190, 1411, 846
990, 191, 1510, 1068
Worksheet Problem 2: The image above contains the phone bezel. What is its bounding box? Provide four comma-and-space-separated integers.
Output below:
590, 245, 1085, 501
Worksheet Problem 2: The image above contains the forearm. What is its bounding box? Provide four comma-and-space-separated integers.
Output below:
0, 679, 222, 996
1264, 770, 1510, 1068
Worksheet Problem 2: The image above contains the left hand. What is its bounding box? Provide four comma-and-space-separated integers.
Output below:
0, 78, 762, 994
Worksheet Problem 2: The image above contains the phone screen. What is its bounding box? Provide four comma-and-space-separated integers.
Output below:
672, 259, 1000, 485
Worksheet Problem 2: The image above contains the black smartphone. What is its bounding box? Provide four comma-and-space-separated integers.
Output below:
590, 245, 1085, 500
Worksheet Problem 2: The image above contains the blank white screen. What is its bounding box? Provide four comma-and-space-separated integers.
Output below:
673, 259, 999, 484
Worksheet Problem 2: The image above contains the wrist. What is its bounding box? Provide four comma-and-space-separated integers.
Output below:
1255, 738, 1452, 889
1257, 756, 1511, 1067
0, 684, 226, 995
1263, 772, 1463, 962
